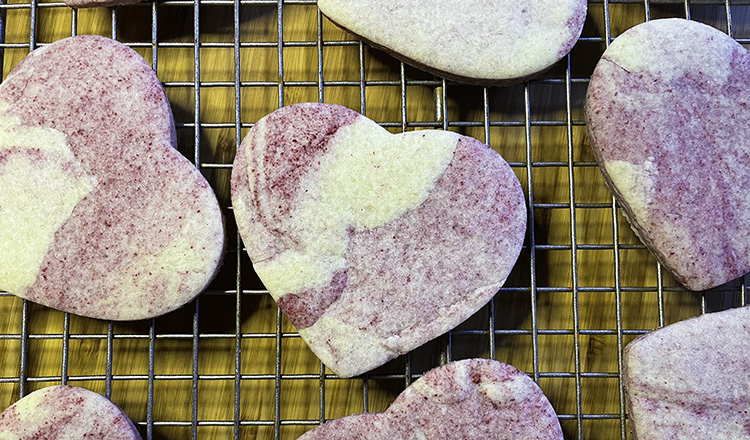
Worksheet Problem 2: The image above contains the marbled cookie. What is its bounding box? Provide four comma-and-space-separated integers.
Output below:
318, 0, 587, 85
624, 306, 750, 440
231, 103, 526, 378
299, 359, 563, 440
585, 19, 750, 290
0, 35, 225, 320
64, 0, 142, 8
0, 386, 141, 439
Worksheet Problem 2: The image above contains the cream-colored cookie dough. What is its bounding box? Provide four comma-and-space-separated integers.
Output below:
318, 0, 587, 84
253, 117, 457, 299
0, 113, 96, 294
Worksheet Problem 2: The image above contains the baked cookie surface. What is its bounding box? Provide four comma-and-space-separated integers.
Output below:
231, 103, 526, 377
0, 35, 225, 320
0, 386, 141, 439
298, 359, 563, 440
585, 18, 750, 291
318, 0, 587, 85
64, 0, 143, 8
624, 306, 750, 440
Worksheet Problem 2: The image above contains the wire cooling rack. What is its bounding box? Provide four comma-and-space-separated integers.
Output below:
1, 1, 750, 439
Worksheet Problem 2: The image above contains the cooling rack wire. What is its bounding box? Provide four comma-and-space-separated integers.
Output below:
1, 0, 749, 439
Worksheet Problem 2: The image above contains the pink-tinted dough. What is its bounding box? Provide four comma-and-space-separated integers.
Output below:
64, 0, 143, 8
585, 19, 750, 290
0, 386, 141, 439
623, 306, 750, 440
298, 359, 563, 440
231, 103, 526, 377
0, 35, 225, 320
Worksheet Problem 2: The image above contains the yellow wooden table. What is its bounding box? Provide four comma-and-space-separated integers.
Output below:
1, 1, 749, 439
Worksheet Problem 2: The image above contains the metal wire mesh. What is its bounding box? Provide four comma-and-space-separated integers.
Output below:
1, 1, 750, 439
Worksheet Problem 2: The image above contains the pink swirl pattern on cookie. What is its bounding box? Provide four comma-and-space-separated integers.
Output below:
0, 386, 141, 439
0, 35, 225, 320
624, 306, 750, 439
232, 103, 526, 377
298, 359, 563, 440
585, 19, 750, 290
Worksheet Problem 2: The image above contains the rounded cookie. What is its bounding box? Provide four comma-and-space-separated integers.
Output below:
298, 359, 563, 440
585, 18, 750, 291
0, 35, 225, 320
0, 386, 141, 439
318, 0, 587, 85
624, 306, 750, 440
231, 103, 526, 377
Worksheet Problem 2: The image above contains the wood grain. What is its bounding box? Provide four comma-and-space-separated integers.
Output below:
1, 2, 749, 439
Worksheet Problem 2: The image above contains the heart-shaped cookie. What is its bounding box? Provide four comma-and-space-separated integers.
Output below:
231, 103, 526, 377
624, 306, 750, 440
298, 359, 563, 439
0, 385, 141, 439
318, 0, 587, 85
0, 35, 225, 320
585, 18, 750, 291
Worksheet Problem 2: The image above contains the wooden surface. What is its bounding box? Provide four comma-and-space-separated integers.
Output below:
1, 2, 749, 439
